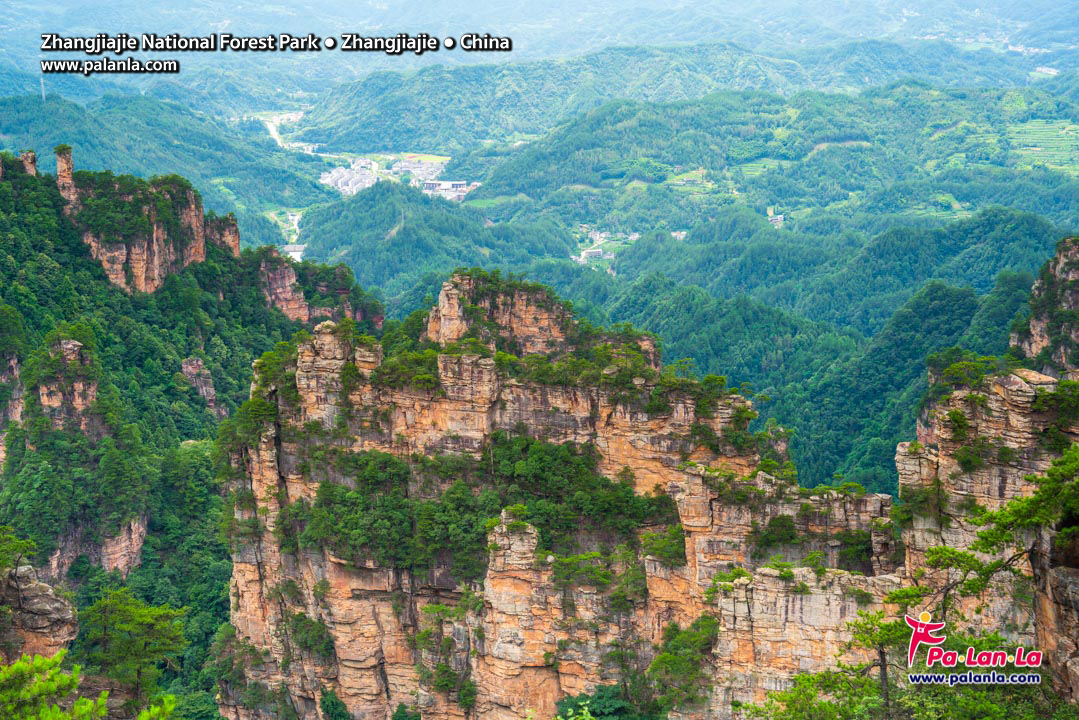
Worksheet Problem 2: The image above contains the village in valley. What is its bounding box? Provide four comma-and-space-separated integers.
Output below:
318, 152, 480, 202
256, 110, 483, 261
256, 112, 794, 273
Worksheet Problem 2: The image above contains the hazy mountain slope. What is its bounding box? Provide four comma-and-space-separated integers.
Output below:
294, 41, 1035, 153
457, 83, 1079, 233
299, 182, 576, 296
612, 204, 1060, 335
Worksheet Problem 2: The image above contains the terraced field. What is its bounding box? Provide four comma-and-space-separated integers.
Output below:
1008, 119, 1079, 175
731, 157, 783, 177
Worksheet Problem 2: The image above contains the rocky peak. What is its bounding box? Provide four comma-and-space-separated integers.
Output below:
55, 145, 76, 205
258, 250, 312, 323
206, 213, 241, 257
44, 516, 148, 583
0, 565, 77, 661
37, 338, 103, 438
22, 336, 148, 583
49, 146, 241, 293
258, 248, 383, 328
423, 271, 660, 367
20, 150, 36, 176
898, 360, 1079, 698
218, 307, 898, 720
1012, 236, 1079, 377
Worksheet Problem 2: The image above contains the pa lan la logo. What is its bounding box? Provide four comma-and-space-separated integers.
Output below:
904, 611, 1042, 668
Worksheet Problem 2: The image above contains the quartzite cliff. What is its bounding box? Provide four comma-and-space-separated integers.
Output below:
217, 255, 1079, 720
217, 272, 908, 720
0, 152, 375, 589
53, 145, 240, 293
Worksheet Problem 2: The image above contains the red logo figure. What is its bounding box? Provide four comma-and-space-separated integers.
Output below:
905, 611, 946, 666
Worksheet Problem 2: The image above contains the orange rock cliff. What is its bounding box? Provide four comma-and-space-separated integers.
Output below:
216, 261, 1079, 720
0, 335, 149, 584
52, 145, 240, 293
0, 155, 390, 669
0, 153, 378, 592
0, 336, 84, 661
258, 248, 383, 328
216, 272, 918, 720
4, 148, 1077, 713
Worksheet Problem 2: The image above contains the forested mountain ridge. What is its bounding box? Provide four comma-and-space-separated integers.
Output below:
298, 182, 576, 297
292, 40, 1038, 153
454, 82, 1079, 233
0, 95, 336, 247
614, 205, 1062, 336
0, 153, 381, 718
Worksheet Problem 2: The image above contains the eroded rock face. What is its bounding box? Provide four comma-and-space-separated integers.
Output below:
36, 339, 104, 438
56, 146, 77, 206
0, 566, 78, 661
258, 249, 381, 327
1003, 238, 1079, 698
74, 674, 137, 720
22, 338, 149, 584
208, 214, 242, 257
20, 150, 36, 176
291, 322, 752, 494
1032, 529, 1079, 701
81, 187, 207, 294
260, 252, 312, 323
219, 281, 897, 720
1013, 236, 1079, 378
898, 243, 1079, 702
423, 274, 651, 364
215, 260, 1079, 718
182, 356, 227, 419
43, 516, 148, 584
673, 464, 895, 578
54, 146, 240, 294
896, 368, 1068, 645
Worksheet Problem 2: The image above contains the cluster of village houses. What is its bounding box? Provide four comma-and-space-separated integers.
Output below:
319, 155, 479, 201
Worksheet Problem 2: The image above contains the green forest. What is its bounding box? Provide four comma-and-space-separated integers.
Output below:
0, 156, 379, 718
2, 3, 1079, 716
292, 41, 1038, 154
451, 83, 1079, 231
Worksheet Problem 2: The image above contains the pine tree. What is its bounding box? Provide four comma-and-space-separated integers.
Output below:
79, 588, 186, 709
0, 651, 106, 719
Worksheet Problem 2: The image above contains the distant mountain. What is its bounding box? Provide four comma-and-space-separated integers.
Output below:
299, 181, 575, 296
1041, 70, 1079, 105
451, 82, 1079, 236
293, 41, 1036, 153
3, 0, 1075, 116
613, 205, 1061, 335
0, 61, 127, 102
